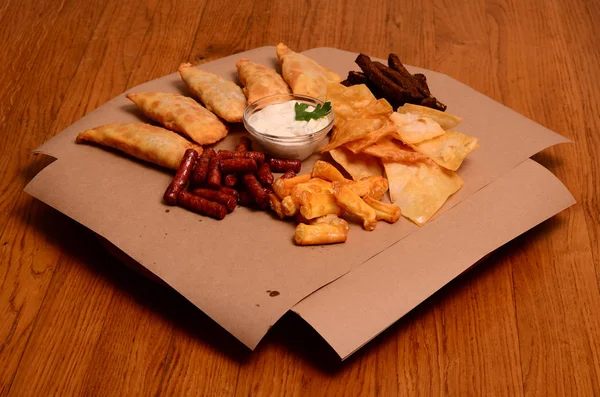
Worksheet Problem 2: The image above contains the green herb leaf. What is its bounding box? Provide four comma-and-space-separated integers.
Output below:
295, 101, 332, 121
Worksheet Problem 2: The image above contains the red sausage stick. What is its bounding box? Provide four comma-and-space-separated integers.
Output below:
219, 186, 240, 200
177, 190, 226, 220
190, 148, 215, 185
223, 174, 238, 187
192, 188, 237, 213
206, 156, 222, 189
238, 190, 253, 207
269, 158, 301, 173
257, 162, 274, 186
280, 170, 296, 179
217, 150, 265, 164
242, 173, 269, 208
235, 136, 253, 152
219, 158, 258, 174
163, 149, 198, 205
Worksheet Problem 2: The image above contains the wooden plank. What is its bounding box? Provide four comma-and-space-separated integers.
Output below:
0, 0, 108, 394
5, 234, 117, 396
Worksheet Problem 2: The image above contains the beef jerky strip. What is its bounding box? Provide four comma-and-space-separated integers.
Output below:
389, 54, 446, 111
342, 71, 386, 99
413, 73, 432, 96
355, 54, 408, 104
373, 61, 423, 101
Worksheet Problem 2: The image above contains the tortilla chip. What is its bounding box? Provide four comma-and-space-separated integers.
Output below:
362, 138, 429, 163
410, 131, 479, 171
383, 159, 463, 226
344, 124, 396, 153
330, 147, 383, 181
326, 82, 376, 126
322, 99, 393, 152
390, 112, 445, 144
382, 161, 418, 203
396, 103, 462, 130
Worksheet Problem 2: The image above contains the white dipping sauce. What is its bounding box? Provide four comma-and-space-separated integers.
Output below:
248, 100, 329, 137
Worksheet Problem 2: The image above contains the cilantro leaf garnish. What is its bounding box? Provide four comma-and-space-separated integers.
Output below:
294, 101, 332, 121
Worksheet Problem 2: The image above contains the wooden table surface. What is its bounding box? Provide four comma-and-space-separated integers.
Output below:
1, 0, 599, 395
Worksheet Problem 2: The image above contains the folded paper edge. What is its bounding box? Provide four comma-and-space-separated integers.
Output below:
291, 159, 575, 359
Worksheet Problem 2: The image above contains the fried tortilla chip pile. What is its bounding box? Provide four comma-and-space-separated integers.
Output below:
341, 54, 446, 111
325, 80, 479, 226
268, 160, 401, 245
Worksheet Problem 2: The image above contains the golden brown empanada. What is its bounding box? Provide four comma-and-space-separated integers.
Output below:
126, 92, 228, 145
276, 43, 342, 100
75, 122, 202, 170
236, 58, 291, 104
178, 63, 246, 123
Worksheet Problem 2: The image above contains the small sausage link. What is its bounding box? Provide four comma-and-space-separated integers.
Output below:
269, 158, 302, 173
177, 190, 227, 220
242, 173, 269, 208
190, 148, 215, 185
263, 185, 274, 195
235, 136, 253, 152
223, 174, 238, 187
219, 186, 240, 200
257, 162, 274, 186
217, 150, 265, 164
192, 188, 237, 213
163, 149, 198, 205
238, 190, 253, 207
280, 170, 297, 179
206, 156, 221, 189
219, 158, 258, 174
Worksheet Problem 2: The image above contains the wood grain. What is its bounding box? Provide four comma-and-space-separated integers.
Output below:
0, 0, 599, 395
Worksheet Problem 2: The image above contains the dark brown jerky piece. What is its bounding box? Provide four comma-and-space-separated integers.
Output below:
388, 54, 446, 111
355, 54, 407, 104
374, 61, 423, 101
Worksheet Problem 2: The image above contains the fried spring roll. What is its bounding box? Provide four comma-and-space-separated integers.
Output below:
311, 160, 348, 182
332, 181, 377, 231
294, 216, 349, 245
363, 196, 402, 223
272, 173, 312, 199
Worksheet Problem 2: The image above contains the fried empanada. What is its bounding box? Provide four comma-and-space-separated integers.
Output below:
276, 43, 342, 100
75, 122, 202, 170
236, 58, 291, 104
178, 63, 246, 123
126, 92, 228, 145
